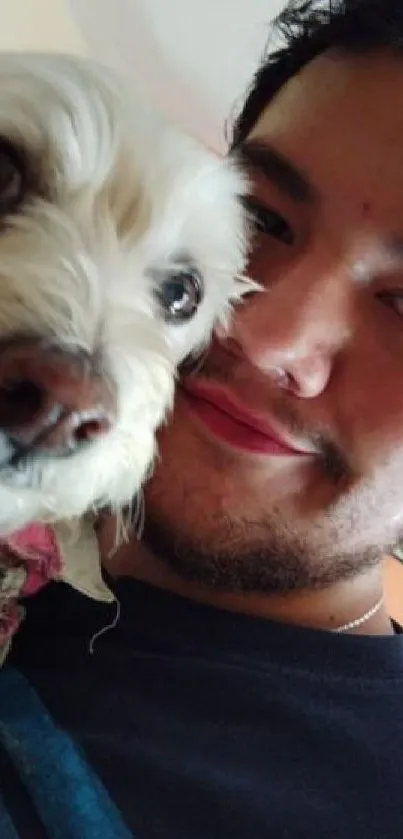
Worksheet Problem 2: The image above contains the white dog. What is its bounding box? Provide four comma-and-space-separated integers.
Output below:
0, 52, 251, 533
0, 53, 252, 656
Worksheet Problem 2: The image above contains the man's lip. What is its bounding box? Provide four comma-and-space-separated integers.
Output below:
181, 379, 313, 456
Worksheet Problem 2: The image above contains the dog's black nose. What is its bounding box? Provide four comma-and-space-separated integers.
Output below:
0, 338, 116, 457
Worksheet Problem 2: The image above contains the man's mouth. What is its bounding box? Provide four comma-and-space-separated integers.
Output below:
181, 378, 314, 456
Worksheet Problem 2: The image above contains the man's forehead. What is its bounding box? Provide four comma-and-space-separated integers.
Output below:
244, 49, 403, 239
240, 49, 403, 282
249, 48, 403, 145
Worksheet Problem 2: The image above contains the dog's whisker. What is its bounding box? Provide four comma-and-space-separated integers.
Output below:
132, 489, 146, 540
196, 265, 258, 293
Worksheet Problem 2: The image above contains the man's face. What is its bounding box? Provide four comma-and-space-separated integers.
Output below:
144, 50, 403, 594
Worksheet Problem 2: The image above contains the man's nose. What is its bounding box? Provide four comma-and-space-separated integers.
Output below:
228, 248, 353, 398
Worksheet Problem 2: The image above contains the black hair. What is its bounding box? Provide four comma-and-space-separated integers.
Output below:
231, 0, 403, 147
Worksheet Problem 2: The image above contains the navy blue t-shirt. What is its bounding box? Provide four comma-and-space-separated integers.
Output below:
1, 576, 403, 838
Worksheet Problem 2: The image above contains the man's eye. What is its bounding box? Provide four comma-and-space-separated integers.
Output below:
378, 291, 403, 317
242, 197, 294, 245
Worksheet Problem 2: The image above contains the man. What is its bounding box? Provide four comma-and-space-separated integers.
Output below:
1, 1, 403, 837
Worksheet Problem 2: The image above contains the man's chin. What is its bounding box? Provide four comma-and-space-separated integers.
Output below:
141, 507, 381, 597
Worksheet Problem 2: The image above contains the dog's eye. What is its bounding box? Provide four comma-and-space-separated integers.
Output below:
0, 140, 25, 213
156, 269, 204, 323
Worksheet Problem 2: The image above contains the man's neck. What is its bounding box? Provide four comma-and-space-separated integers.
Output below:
98, 516, 393, 637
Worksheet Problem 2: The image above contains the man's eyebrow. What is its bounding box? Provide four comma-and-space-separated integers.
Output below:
237, 140, 318, 205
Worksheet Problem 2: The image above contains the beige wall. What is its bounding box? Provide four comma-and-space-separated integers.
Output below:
0, 0, 85, 53
70, 0, 284, 150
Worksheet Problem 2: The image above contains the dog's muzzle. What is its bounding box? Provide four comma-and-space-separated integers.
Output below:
0, 338, 116, 464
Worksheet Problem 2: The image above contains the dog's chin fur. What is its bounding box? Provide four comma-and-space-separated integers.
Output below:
0, 52, 251, 535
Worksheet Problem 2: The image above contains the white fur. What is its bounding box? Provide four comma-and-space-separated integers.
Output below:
0, 52, 251, 534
